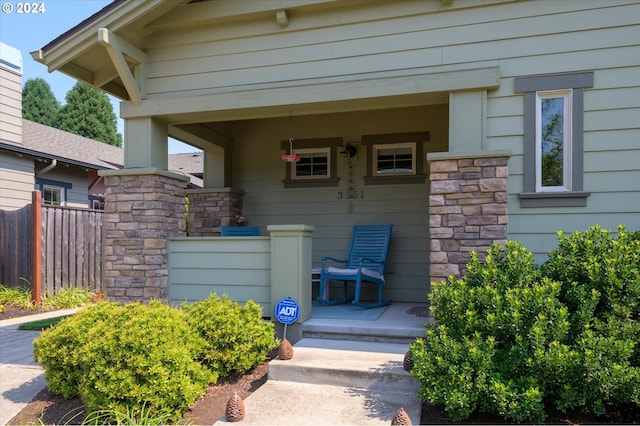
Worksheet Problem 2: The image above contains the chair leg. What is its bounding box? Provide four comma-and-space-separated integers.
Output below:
352, 280, 392, 309
316, 278, 353, 305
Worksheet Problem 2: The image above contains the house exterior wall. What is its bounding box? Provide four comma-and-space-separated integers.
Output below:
476, 1, 640, 259
0, 153, 33, 210
135, 0, 639, 264
0, 44, 29, 210
0, 66, 22, 146
55, 0, 638, 303
35, 166, 92, 208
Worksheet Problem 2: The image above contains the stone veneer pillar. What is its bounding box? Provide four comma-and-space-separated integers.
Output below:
186, 188, 244, 236
101, 169, 189, 303
428, 152, 511, 283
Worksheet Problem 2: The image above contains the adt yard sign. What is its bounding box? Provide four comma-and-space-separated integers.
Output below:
274, 297, 300, 325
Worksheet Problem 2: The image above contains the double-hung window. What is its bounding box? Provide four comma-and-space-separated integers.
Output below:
373, 143, 415, 176
362, 132, 428, 185
36, 178, 70, 207
281, 138, 341, 188
293, 148, 330, 179
43, 184, 64, 206
515, 71, 593, 207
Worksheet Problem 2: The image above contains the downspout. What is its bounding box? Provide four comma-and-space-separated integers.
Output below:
36, 159, 57, 176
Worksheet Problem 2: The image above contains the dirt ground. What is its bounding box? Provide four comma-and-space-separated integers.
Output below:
3, 304, 637, 425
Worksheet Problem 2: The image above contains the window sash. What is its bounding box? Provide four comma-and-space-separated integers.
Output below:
373, 142, 416, 176
535, 90, 572, 192
43, 185, 65, 206
292, 147, 330, 179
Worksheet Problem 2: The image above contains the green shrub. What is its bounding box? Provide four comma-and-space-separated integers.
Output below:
411, 241, 572, 423
411, 226, 640, 422
34, 302, 115, 398
184, 294, 279, 377
542, 225, 640, 413
34, 301, 216, 423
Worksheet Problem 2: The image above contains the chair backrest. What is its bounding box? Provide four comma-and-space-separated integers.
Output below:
221, 226, 260, 236
346, 225, 393, 273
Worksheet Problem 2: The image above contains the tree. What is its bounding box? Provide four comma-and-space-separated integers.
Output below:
22, 78, 60, 126
57, 81, 123, 147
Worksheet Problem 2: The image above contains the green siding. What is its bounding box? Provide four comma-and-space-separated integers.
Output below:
232, 106, 445, 303
167, 237, 272, 313
148, 0, 637, 293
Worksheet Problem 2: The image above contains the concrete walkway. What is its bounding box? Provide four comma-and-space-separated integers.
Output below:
216, 338, 422, 425
0, 309, 78, 426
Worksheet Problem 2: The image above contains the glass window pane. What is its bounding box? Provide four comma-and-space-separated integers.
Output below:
376, 146, 413, 174
541, 97, 564, 187
43, 187, 61, 206
294, 151, 329, 178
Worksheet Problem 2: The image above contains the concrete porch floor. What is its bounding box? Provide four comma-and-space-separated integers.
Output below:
302, 301, 431, 344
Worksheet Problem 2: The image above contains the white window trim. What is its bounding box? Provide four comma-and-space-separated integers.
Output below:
292, 147, 331, 180
373, 142, 416, 176
535, 89, 573, 193
43, 184, 65, 206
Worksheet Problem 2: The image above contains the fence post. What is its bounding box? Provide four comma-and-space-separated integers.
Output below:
31, 191, 42, 306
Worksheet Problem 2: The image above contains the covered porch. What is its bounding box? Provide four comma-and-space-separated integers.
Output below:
165, 224, 429, 342
34, 0, 511, 325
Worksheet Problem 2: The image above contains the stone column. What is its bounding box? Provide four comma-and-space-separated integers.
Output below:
101, 168, 190, 303
428, 151, 511, 283
186, 188, 244, 236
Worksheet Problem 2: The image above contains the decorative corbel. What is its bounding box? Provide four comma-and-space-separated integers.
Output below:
97, 28, 147, 106
276, 10, 288, 28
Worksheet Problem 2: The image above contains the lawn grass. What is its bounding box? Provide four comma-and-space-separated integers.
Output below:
18, 315, 73, 331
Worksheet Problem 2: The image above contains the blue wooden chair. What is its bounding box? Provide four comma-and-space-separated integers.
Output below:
317, 224, 393, 309
220, 226, 260, 236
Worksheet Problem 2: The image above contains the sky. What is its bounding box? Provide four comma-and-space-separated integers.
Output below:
0, 0, 195, 153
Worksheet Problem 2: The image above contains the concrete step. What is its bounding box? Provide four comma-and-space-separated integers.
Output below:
302, 318, 425, 344
269, 338, 416, 389
216, 338, 422, 425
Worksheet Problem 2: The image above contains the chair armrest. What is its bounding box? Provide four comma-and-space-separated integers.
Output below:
352, 257, 384, 268
321, 257, 347, 268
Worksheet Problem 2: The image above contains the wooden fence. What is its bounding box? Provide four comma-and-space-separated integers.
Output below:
0, 194, 103, 296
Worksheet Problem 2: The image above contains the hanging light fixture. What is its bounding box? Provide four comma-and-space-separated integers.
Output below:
281, 110, 301, 162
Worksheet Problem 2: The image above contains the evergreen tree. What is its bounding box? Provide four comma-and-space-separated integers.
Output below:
57, 81, 123, 147
22, 78, 60, 126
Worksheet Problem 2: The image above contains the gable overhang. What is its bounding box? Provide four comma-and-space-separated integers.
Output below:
30, 0, 184, 102
29, 0, 341, 104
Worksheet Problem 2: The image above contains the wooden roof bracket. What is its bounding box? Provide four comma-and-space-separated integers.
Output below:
97, 27, 146, 106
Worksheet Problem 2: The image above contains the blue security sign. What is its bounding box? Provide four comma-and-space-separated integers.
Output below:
274, 297, 300, 325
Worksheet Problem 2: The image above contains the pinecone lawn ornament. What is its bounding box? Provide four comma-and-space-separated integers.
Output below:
403, 350, 413, 372
391, 407, 412, 425
278, 337, 294, 360
225, 392, 245, 422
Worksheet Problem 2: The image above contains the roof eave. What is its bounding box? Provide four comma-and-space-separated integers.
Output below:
0, 141, 121, 171
30, 0, 182, 99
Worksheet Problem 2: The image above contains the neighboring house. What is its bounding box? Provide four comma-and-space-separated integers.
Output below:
31, 0, 640, 307
1, 42, 202, 210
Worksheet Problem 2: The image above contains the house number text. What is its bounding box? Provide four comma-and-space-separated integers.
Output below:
337, 191, 364, 199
